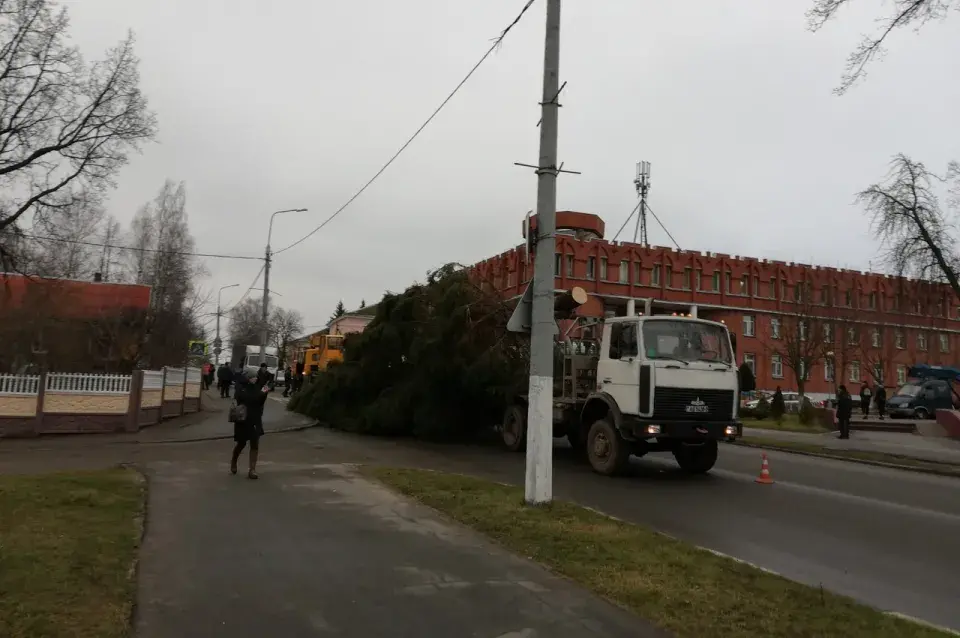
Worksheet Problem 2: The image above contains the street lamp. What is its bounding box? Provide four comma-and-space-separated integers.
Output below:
216, 284, 239, 364
259, 208, 307, 365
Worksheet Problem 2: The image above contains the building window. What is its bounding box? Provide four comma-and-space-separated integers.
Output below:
665, 266, 673, 288
695, 268, 702, 290
821, 286, 830, 305
873, 363, 883, 383
895, 330, 905, 349
554, 253, 562, 275
871, 328, 881, 348
742, 315, 755, 337
600, 257, 608, 281
799, 361, 810, 381
848, 361, 861, 383
823, 322, 833, 343
634, 261, 642, 284
565, 255, 574, 277
740, 275, 749, 295
771, 354, 783, 379
712, 271, 720, 292
770, 317, 781, 339
897, 365, 907, 385
868, 292, 877, 309
725, 272, 732, 293
683, 267, 692, 290
651, 264, 661, 286
586, 257, 596, 280
769, 276, 776, 298
618, 260, 628, 283
794, 284, 803, 303
918, 332, 928, 351
743, 353, 756, 375
781, 279, 788, 300
507, 271, 515, 287
845, 290, 853, 307
753, 275, 759, 296
824, 358, 835, 381
799, 320, 808, 341
940, 333, 950, 353
846, 326, 858, 345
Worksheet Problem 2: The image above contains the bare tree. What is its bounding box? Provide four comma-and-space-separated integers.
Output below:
271, 307, 304, 366
228, 298, 263, 347
0, 0, 157, 269
821, 302, 861, 395
860, 154, 960, 298
24, 192, 106, 278
808, 0, 956, 94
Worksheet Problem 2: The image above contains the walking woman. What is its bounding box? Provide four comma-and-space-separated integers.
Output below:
230, 370, 270, 479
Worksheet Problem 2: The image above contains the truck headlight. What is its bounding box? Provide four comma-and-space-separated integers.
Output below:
724, 426, 737, 436
646, 424, 661, 435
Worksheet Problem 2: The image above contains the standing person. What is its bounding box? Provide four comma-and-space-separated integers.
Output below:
282, 366, 293, 397
859, 382, 872, 418
217, 363, 232, 398
837, 384, 853, 439
875, 383, 887, 420
230, 370, 270, 479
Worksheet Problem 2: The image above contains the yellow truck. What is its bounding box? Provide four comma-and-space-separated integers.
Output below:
303, 333, 345, 375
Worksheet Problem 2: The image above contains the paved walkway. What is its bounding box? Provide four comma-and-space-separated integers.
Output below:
135, 459, 666, 638
743, 426, 960, 464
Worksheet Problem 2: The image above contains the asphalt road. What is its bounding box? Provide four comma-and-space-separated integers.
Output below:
294, 427, 960, 631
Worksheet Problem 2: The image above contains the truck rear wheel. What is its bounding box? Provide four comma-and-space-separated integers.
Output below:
501, 404, 527, 452
586, 418, 630, 476
673, 440, 718, 474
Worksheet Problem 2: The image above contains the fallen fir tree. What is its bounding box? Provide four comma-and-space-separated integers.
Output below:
289, 264, 529, 440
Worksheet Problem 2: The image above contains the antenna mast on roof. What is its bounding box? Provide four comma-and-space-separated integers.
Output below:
633, 161, 651, 246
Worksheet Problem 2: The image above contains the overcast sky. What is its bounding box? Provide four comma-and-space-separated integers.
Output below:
65, 0, 959, 334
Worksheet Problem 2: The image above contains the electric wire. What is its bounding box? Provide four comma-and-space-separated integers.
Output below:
14, 233, 263, 261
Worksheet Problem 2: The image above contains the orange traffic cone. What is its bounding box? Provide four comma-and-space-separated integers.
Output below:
755, 453, 775, 485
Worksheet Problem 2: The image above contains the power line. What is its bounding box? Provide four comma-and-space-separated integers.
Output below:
274, 0, 538, 256
15, 233, 263, 261
225, 264, 265, 316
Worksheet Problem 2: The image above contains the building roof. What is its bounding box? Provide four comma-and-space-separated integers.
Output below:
0, 273, 151, 318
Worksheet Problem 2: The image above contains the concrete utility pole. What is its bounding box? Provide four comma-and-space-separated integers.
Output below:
525, 0, 563, 505
216, 284, 239, 364
260, 208, 307, 366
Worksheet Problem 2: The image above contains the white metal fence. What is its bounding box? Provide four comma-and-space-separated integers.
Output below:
46, 372, 132, 395
142, 370, 164, 391
0, 374, 40, 396
186, 367, 202, 384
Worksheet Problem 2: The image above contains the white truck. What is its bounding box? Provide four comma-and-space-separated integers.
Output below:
502, 313, 742, 476
243, 345, 280, 384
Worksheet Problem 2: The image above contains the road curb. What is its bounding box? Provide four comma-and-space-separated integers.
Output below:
121, 421, 320, 445
729, 440, 960, 478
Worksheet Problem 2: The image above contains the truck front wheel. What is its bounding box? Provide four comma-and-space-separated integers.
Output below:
586, 418, 630, 476
501, 404, 527, 452
673, 440, 718, 474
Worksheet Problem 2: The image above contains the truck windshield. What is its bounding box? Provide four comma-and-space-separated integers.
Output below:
327, 337, 344, 351
641, 320, 732, 364
262, 355, 278, 368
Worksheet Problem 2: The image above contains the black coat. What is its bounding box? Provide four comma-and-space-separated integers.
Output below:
837, 392, 853, 420
875, 386, 887, 405
234, 379, 269, 440
217, 366, 232, 382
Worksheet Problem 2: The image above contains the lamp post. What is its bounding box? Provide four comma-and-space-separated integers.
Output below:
215, 284, 239, 364
260, 208, 307, 365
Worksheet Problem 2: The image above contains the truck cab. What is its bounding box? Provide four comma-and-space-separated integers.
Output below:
502, 313, 742, 476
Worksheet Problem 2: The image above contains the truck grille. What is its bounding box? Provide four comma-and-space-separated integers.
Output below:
652, 387, 734, 421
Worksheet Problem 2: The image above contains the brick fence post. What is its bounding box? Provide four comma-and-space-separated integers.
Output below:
34, 372, 47, 436
126, 370, 143, 433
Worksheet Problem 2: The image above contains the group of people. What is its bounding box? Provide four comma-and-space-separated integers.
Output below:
834, 382, 888, 440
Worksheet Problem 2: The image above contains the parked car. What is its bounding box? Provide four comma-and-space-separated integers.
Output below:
886, 379, 953, 419
743, 392, 817, 415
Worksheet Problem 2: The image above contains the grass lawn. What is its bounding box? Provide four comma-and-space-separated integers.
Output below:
0, 468, 145, 638
368, 466, 953, 638
741, 413, 828, 433
739, 436, 960, 477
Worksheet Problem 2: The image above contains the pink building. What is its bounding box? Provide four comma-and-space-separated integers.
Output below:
328, 305, 377, 335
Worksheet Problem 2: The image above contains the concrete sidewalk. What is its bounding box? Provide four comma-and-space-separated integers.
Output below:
743, 426, 960, 464
135, 460, 667, 638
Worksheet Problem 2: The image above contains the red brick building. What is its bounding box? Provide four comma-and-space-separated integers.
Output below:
0, 273, 152, 372
471, 212, 960, 398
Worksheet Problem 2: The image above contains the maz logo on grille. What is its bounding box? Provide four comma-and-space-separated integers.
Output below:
685, 398, 709, 414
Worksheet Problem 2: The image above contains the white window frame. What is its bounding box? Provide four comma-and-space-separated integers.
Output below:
771, 354, 783, 379
896, 365, 907, 385
918, 332, 928, 351
618, 260, 629, 284
895, 330, 905, 349
651, 264, 661, 286
940, 333, 949, 353
871, 328, 881, 348
743, 353, 756, 376
742, 315, 755, 338
847, 361, 861, 383
824, 358, 835, 381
